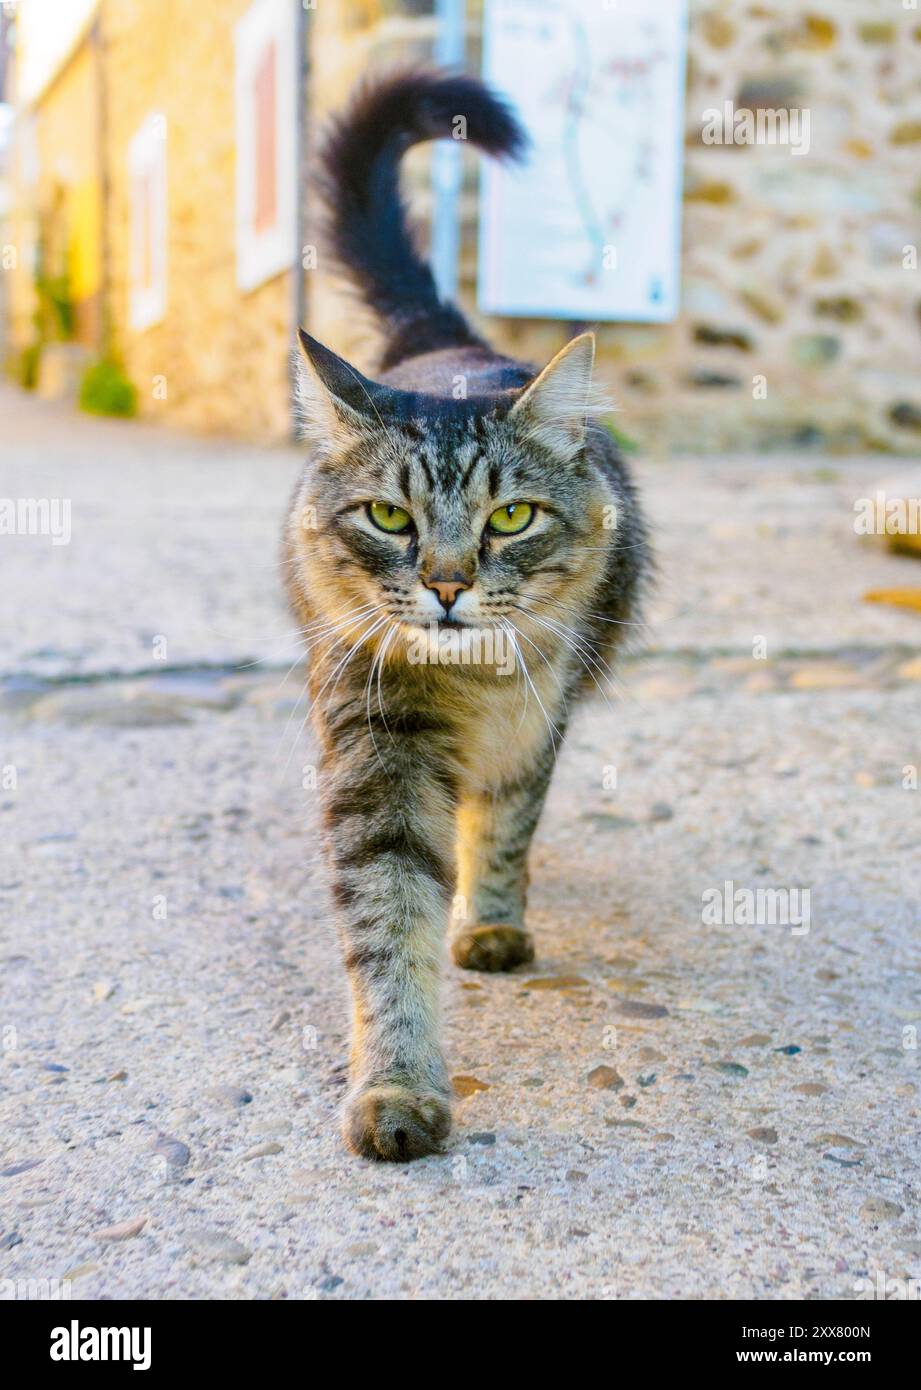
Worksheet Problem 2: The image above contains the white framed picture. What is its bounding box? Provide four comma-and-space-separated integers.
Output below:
478, 0, 689, 323
128, 113, 168, 332
234, 0, 297, 294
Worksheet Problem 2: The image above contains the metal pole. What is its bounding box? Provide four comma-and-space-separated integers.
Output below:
290, 0, 310, 439
431, 0, 465, 305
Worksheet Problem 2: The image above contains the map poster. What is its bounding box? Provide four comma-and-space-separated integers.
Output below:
477, 0, 689, 323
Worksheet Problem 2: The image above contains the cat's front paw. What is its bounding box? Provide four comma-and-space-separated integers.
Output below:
451, 924, 535, 972
343, 1083, 452, 1162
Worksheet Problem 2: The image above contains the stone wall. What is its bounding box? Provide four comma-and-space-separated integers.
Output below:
644, 0, 921, 455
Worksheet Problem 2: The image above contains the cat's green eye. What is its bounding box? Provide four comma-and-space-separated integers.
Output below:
488, 502, 535, 536
368, 501, 412, 534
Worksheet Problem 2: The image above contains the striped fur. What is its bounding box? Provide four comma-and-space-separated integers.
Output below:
283, 73, 651, 1161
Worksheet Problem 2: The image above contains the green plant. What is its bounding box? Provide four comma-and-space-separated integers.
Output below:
604, 418, 641, 454
35, 270, 75, 340
14, 342, 43, 391
79, 359, 137, 417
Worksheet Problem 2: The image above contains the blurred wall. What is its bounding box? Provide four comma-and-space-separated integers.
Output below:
35, 37, 102, 346
5, 0, 921, 453
7, 0, 294, 437
5, 23, 102, 365
102, 0, 292, 439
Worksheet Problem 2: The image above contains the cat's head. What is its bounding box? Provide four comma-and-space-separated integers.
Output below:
287, 332, 613, 645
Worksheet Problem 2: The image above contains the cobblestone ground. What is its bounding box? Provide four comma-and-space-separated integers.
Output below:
1, 383, 919, 1300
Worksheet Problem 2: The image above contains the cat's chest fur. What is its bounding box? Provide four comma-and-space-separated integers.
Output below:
406, 655, 566, 795
459, 682, 558, 793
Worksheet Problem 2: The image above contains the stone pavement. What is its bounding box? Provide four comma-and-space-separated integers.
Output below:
1, 382, 919, 1300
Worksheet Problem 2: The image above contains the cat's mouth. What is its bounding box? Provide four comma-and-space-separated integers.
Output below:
399, 614, 510, 643
402, 615, 483, 632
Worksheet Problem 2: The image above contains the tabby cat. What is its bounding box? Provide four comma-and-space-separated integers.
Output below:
284, 72, 649, 1161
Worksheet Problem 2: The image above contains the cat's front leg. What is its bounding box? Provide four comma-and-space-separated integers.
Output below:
452, 744, 557, 972
320, 706, 457, 1160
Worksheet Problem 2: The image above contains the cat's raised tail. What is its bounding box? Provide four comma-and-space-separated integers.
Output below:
318, 70, 527, 371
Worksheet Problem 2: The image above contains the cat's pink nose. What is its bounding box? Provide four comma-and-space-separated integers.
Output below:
425, 577, 469, 610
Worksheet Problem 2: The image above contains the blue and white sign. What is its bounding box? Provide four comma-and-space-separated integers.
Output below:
478, 0, 688, 322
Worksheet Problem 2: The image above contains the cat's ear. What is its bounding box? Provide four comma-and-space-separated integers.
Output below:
295, 330, 392, 447
509, 333, 596, 459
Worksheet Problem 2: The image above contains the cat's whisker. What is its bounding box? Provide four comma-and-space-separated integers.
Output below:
504, 621, 564, 749
516, 598, 618, 678
531, 611, 617, 681
187, 610, 307, 662
254, 553, 301, 576
519, 609, 613, 704
228, 608, 380, 669
362, 620, 400, 774
259, 605, 383, 699
528, 591, 645, 631
318, 617, 391, 734
280, 619, 382, 782
363, 621, 392, 772
298, 601, 383, 638
499, 621, 531, 737
363, 642, 387, 775
574, 542, 651, 554
515, 598, 618, 695
241, 622, 363, 681
271, 612, 374, 690
275, 606, 387, 769
288, 604, 387, 660
376, 624, 398, 737
507, 623, 569, 700
235, 638, 313, 671
273, 649, 312, 698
